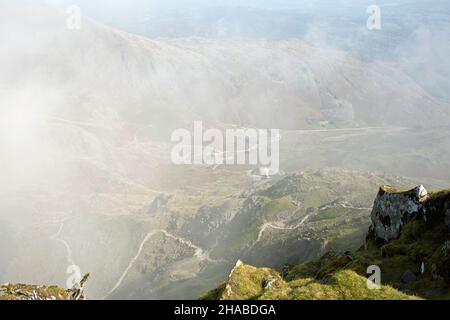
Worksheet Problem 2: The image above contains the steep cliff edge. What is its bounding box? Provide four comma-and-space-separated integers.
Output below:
367, 185, 429, 243
202, 186, 450, 300
365, 186, 450, 288
200, 259, 417, 300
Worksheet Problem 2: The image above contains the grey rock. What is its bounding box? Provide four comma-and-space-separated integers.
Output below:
263, 275, 277, 290
368, 185, 428, 243
442, 241, 450, 257
446, 209, 450, 230
431, 264, 441, 280
401, 271, 417, 284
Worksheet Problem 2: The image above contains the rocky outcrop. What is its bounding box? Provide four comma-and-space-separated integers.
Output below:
366, 185, 450, 286
0, 284, 70, 300
201, 260, 418, 300
368, 185, 429, 243
223, 260, 243, 299
0, 273, 90, 301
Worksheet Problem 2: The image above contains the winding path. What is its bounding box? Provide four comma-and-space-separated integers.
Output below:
104, 229, 223, 299
250, 201, 373, 249
251, 212, 312, 249
50, 219, 76, 267
104, 230, 160, 298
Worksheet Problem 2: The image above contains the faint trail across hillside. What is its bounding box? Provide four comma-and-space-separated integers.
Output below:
159, 230, 226, 264
250, 211, 312, 250
249, 201, 373, 250
104, 230, 160, 298
341, 203, 372, 210
319, 202, 372, 211
50, 219, 76, 267
104, 229, 224, 299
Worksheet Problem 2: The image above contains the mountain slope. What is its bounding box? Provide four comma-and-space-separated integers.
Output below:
111, 169, 423, 300
1, 6, 449, 137
202, 186, 450, 300
200, 261, 417, 300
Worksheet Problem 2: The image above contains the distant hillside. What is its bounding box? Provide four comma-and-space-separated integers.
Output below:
1, 6, 449, 139
105, 169, 415, 300
202, 185, 450, 300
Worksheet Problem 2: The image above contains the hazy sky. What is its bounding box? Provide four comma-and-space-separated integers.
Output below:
2, 0, 449, 100
6, 0, 448, 24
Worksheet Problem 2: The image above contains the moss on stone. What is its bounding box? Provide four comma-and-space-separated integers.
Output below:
201, 262, 418, 300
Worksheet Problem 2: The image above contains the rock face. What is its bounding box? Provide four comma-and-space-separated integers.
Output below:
368, 185, 429, 243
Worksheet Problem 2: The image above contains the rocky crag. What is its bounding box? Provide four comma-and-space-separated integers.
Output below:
368, 185, 430, 243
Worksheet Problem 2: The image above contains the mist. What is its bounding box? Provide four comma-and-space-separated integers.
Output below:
0, 0, 449, 300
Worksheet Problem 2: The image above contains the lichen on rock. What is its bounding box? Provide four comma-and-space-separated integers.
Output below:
368, 185, 428, 243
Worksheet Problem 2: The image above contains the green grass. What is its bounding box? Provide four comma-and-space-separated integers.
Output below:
262, 196, 295, 219
201, 263, 418, 300
0, 284, 70, 300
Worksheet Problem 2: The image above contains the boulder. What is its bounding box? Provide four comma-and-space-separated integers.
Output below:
401, 271, 417, 284
368, 185, 428, 243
